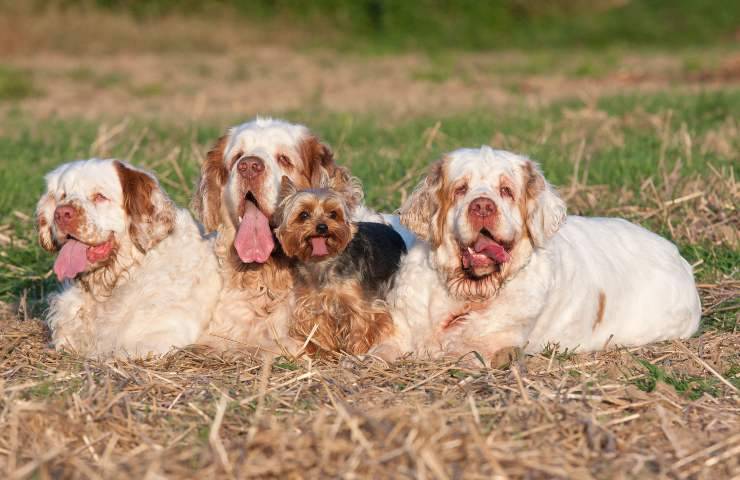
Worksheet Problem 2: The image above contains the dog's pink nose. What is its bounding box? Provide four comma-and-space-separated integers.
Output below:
238, 156, 265, 179
54, 205, 77, 226
468, 197, 496, 218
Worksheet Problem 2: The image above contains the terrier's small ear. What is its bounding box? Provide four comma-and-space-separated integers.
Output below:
328, 167, 364, 213
317, 167, 331, 189
279, 175, 298, 201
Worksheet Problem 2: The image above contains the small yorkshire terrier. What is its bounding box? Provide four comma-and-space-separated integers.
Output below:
274, 169, 407, 356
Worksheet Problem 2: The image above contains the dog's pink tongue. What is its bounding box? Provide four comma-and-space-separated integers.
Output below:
54, 239, 89, 281
474, 236, 511, 263
310, 237, 329, 257
234, 200, 275, 263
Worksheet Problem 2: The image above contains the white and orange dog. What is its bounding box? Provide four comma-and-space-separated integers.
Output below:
372, 147, 701, 366
37, 159, 220, 358
193, 117, 390, 355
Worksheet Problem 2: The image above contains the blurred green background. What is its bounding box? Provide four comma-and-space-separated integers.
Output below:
20, 0, 740, 51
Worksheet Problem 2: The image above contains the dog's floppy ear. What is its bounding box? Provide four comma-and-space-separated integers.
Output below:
300, 135, 336, 186
36, 165, 66, 252
115, 161, 176, 253
36, 192, 57, 252
328, 166, 364, 213
523, 159, 566, 247
192, 133, 229, 232
399, 158, 445, 243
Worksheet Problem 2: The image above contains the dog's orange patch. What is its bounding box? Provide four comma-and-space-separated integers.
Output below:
441, 301, 488, 330
593, 290, 606, 331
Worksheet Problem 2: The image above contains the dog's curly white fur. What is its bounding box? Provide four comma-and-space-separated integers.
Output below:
37, 159, 221, 358
372, 147, 701, 365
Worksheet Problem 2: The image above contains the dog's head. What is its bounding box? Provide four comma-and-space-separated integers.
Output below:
400, 146, 566, 299
193, 117, 335, 264
36, 159, 175, 282
274, 168, 362, 263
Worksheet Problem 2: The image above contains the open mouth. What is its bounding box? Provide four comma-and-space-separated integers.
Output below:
54, 235, 115, 281
233, 191, 275, 264
308, 235, 330, 257
460, 228, 512, 275
238, 192, 260, 223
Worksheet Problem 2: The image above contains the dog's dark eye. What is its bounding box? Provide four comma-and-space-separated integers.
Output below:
454, 184, 468, 197
277, 154, 292, 168
500, 186, 514, 199
299, 211, 310, 221
92, 193, 108, 203
329, 211, 338, 220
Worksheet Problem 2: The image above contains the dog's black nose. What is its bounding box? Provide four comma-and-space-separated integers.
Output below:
316, 223, 329, 235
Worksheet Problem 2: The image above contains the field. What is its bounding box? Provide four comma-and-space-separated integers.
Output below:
0, 2, 739, 478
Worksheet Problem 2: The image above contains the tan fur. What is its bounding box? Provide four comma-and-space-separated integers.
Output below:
298, 135, 336, 186
194, 122, 360, 355
522, 159, 566, 248
114, 161, 175, 253
593, 290, 607, 331
274, 182, 391, 357
399, 158, 445, 244
275, 187, 354, 263
441, 301, 489, 330
193, 134, 229, 231
321, 166, 364, 213
489, 346, 522, 369
291, 280, 393, 356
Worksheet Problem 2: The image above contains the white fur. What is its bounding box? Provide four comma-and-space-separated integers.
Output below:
39, 159, 221, 358
197, 118, 398, 354
374, 148, 701, 363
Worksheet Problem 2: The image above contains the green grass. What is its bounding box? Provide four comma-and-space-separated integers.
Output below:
0, 90, 737, 321
29, 0, 740, 52
0, 66, 39, 101
633, 358, 720, 400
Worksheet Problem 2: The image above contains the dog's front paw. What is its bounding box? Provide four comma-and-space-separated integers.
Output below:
489, 346, 523, 370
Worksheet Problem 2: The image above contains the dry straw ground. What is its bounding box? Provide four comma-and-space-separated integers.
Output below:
1, 309, 738, 479
1, 5, 739, 480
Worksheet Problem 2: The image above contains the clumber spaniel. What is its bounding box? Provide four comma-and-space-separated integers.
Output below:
193, 117, 386, 354
372, 147, 701, 366
37, 159, 221, 358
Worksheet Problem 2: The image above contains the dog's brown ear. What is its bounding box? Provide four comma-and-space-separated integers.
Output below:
522, 159, 566, 247
192, 133, 229, 232
328, 166, 364, 213
399, 158, 445, 244
36, 192, 57, 252
299, 135, 335, 186
36, 164, 68, 252
115, 161, 176, 253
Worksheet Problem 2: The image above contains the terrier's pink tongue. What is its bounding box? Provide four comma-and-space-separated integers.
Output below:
310, 237, 329, 257
474, 236, 511, 263
54, 239, 89, 281
234, 201, 275, 263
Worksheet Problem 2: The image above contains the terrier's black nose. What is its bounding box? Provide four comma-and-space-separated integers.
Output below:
316, 223, 329, 235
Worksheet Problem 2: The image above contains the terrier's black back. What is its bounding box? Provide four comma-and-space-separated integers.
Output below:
301, 222, 407, 298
